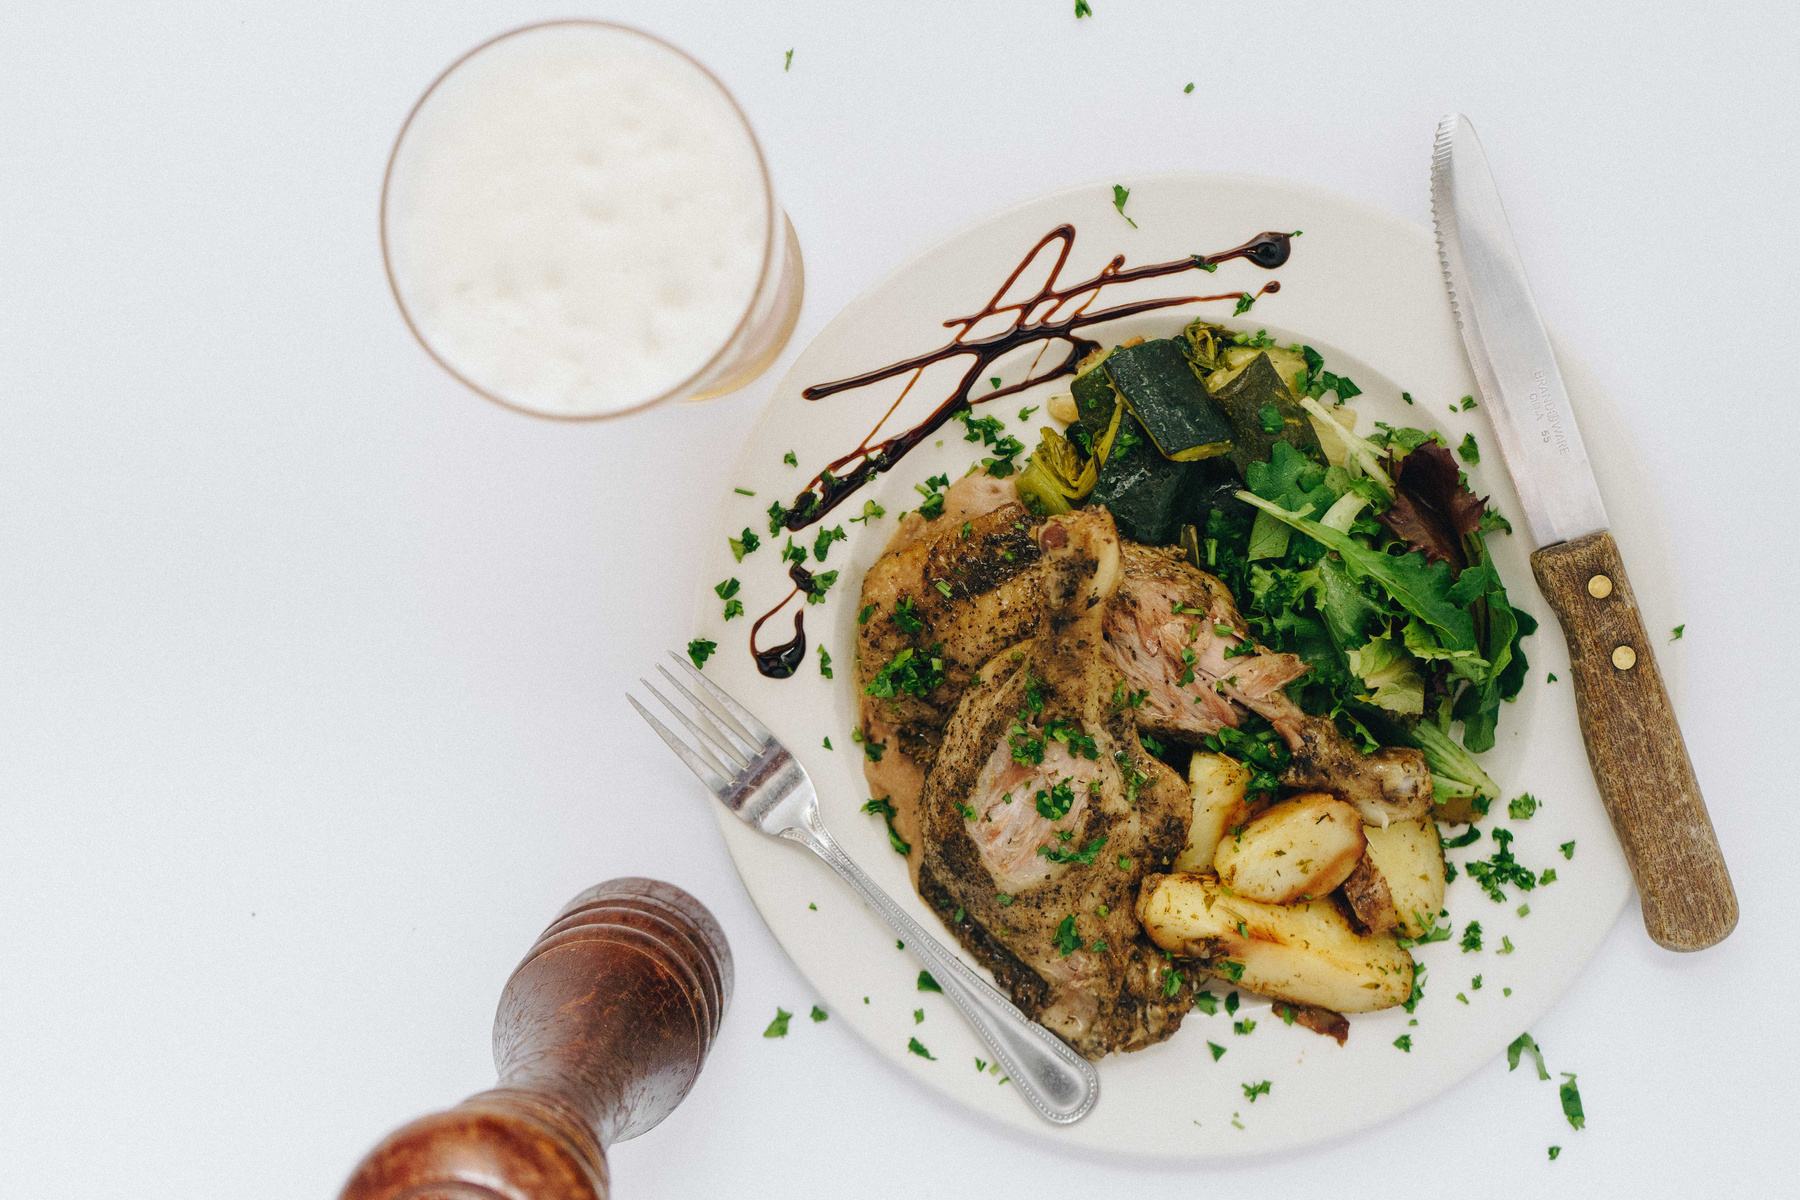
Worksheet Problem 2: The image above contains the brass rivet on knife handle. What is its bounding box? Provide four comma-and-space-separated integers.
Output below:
1531, 532, 1737, 951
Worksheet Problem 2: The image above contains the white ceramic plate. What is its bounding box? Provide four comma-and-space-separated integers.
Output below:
691, 173, 1677, 1158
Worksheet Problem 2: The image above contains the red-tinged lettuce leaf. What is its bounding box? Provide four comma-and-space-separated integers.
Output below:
1377, 442, 1488, 569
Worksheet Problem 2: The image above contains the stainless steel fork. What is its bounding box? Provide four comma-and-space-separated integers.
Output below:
630, 651, 1099, 1125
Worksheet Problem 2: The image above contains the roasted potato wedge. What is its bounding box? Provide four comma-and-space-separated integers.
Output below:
1362, 819, 1446, 940
1212, 792, 1364, 904
1137, 872, 1413, 1012
1174, 750, 1251, 873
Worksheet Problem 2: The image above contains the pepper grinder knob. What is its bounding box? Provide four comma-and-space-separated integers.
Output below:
339, 877, 732, 1200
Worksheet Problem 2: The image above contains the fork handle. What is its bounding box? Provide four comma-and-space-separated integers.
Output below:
784, 811, 1099, 1124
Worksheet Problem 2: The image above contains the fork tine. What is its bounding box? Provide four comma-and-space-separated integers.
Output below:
655, 666, 759, 761
643, 678, 747, 772
629, 695, 732, 796
665, 650, 772, 745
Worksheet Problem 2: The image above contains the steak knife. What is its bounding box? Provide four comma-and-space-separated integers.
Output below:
1430, 114, 1736, 951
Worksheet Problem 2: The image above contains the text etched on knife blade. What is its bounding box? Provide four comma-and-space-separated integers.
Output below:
1527, 368, 1569, 455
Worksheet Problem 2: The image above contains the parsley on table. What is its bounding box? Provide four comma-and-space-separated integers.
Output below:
1458, 432, 1481, 463
989, 376, 1002, 389
1671, 624, 1685, 641
782, 450, 798, 466
1402, 391, 1415, 405
1233, 1019, 1256, 1035
764, 1008, 792, 1038
1472, 974, 1483, 989
1018, 405, 1039, 421
818, 646, 833, 678
1508, 1032, 1550, 1079
781, 537, 807, 565
907, 1037, 936, 1061
802, 570, 838, 604
728, 528, 760, 561
1074, 0, 1092, 16
1549, 1146, 1561, 1161
1233, 292, 1256, 316
733, 487, 755, 496
1393, 1035, 1413, 1052
1497, 935, 1516, 955
1224, 991, 1239, 1015
1242, 1080, 1272, 1102
1561, 841, 1576, 860
822, 737, 832, 750
1548, 672, 1558, 683
1560, 1073, 1585, 1129
1517, 903, 1531, 918
686, 638, 717, 669
848, 499, 885, 525
783, 48, 793, 71
1193, 991, 1219, 1016
1540, 868, 1557, 885
813, 524, 847, 561
1208, 1042, 1226, 1061
723, 599, 743, 620
917, 971, 942, 993
1508, 793, 1539, 819
912, 1008, 924, 1024
1184, 82, 1195, 93
1460, 395, 1478, 410
1053, 914, 1083, 957
861, 797, 911, 856
1111, 183, 1138, 228
1461, 921, 1483, 952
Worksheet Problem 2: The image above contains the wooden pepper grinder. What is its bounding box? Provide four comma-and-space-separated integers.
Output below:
340, 877, 732, 1200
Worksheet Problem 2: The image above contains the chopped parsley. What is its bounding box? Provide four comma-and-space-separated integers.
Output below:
1074, 0, 1092, 15
686, 638, 717, 669
913, 1008, 924, 1024
1009, 720, 1046, 766
822, 737, 832, 750
1258, 403, 1284, 434
891, 595, 925, 633
1184, 82, 1195, 94
1548, 672, 1558, 683
1497, 935, 1516, 955
1465, 828, 1539, 902
907, 1037, 936, 1061
847, 500, 885, 526
1215, 959, 1245, 982
1193, 991, 1218, 1015
1018, 405, 1039, 421
1233, 1019, 1256, 1036
728, 528, 760, 561
1508, 1032, 1550, 1079
1040, 833, 1107, 865
1233, 292, 1256, 316
817, 646, 833, 678
955, 801, 978, 821
782, 450, 798, 466
781, 537, 807, 565
733, 486, 755, 496
1045, 718, 1099, 759
1671, 624, 1685, 641
1560, 1073, 1585, 1129
857, 603, 876, 625
813, 524, 847, 561
723, 598, 743, 620
1393, 1035, 1413, 1052
933, 579, 954, 599
1461, 921, 1483, 952
915, 472, 950, 520
1540, 867, 1557, 885
1140, 732, 1167, 756
1162, 963, 1186, 998
1117, 855, 1133, 872
1111, 183, 1137, 228
1034, 779, 1076, 821
763, 1008, 792, 1038
807, 1004, 827, 1023
783, 48, 793, 71
1208, 1041, 1227, 1061
1458, 432, 1480, 463
1561, 841, 1576, 860
1508, 792, 1539, 820
1459, 395, 1478, 410
1549, 1146, 1561, 1161
802, 570, 839, 604
1242, 1080, 1272, 1102
1053, 914, 1083, 957
1225, 991, 1240, 1015
989, 377, 1002, 389
864, 645, 945, 699
861, 797, 911, 856
1443, 826, 1482, 849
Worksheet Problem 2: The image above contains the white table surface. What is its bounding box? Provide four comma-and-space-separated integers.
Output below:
3, 2, 1797, 1195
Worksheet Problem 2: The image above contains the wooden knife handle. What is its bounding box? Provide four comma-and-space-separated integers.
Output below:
1531, 531, 1737, 951
339, 878, 732, 1200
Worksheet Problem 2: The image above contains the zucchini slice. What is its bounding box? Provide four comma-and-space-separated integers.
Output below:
1087, 412, 1196, 544
1102, 339, 1234, 462
1207, 352, 1321, 475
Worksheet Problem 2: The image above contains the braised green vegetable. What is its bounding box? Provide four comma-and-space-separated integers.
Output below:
1102, 339, 1233, 462
1016, 427, 1096, 516
1088, 411, 1195, 544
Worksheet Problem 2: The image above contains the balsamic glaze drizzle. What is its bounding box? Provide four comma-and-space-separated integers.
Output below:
748, 224, 1293, 677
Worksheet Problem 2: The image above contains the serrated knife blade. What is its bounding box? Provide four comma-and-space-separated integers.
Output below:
1430, 114, 1608, 548
1428, 113, 1736, 953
